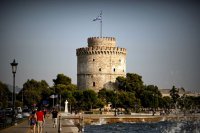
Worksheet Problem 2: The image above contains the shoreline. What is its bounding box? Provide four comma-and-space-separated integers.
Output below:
62, 113, 200, 126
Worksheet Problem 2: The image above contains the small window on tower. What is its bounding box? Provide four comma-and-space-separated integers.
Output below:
93, 82, 95, 87
93, 59, 95, 61
113, 68, 115, 72
119, 59, 121, 62
99, 68, 101, 71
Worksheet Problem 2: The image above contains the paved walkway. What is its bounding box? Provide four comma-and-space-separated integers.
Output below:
0, 119, 29, 133
0, 117, 78, 133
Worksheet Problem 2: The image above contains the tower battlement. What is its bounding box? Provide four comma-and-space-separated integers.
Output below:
88, 37, 116, 47
76, 46, 126, 56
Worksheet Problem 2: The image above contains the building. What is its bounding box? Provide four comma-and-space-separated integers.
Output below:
76, 37, 127, 92
160, 88, 200, 97
160, 88, 185, 97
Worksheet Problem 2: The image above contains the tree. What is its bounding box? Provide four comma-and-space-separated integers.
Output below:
164, 96, 172, 108
181, 96, 199, 112
62, 90, 75, 113
143, 85, 162, 108
52, 74, 77, 108
22, 79, 50, 107
116, 73, 144, 98
116, 76, 127, 91
158, 96, 172, 115
51, 74, 77, 109
53, 74, 72, 86
117, 91, 137, 113
98, 88, 109, 103
96, 98, 105, 111
0, 81, 11, 108
83, 89, 97, 111
40, 80, 51, 102
140, 90, 154, 108
72, 90, 84, 113
170, 86, 180, 108
126, 73, 144, 92
97, 88, 107, 108
144, 85, 162, 97
105, 90, 116, 106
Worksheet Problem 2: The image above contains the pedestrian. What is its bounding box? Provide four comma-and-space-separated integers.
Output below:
36, 107, 45, 133
32, 108, 37, 115
43, 108, 47, 118
29, 112, 37, 133
51, 108, 58, 128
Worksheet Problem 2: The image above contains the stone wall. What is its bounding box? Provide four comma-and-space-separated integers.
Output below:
76, 37, 127, 92
87, 37, 116, 47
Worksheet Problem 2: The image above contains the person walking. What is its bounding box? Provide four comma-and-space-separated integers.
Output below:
29, 112, 37, 133
51, 108, 58, 128
43, 108, 47, 118
36, 107, 45, 133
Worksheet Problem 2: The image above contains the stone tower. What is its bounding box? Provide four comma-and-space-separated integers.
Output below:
76, 37, 126, 92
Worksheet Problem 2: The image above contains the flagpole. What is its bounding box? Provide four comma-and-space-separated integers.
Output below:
93, 11, 103, 37
100, 11, 102, 37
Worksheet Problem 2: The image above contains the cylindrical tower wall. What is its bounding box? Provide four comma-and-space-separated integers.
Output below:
77, 37, 126, 92
88, 37, 116, 47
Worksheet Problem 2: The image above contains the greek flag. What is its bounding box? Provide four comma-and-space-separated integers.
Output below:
93, 11, 102, 21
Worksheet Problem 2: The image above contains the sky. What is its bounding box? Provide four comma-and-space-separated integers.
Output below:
0, 0, 199, 92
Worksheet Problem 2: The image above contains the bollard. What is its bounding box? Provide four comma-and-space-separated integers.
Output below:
81, 116, 84, 132
58, 115, 62, 133
78, 116, 84, 133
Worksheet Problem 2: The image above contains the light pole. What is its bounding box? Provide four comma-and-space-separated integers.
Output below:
53, 87, 55, 108
10, 59, 18, 125
22, 87, 23, 108
114, 90, 117, 116
152, 93, 156, 116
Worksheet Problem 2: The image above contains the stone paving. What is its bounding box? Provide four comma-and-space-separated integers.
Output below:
0, 117, 78, 133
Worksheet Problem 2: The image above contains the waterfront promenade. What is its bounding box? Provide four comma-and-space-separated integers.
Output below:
0, 117, 79, 133
1, 113, 199, 133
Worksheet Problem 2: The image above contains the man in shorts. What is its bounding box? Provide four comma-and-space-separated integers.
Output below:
51, 108, 58, 128
36, 108, 45, 133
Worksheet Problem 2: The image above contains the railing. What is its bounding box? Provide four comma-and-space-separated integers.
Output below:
0, 116, 26, 130
57, 115, 84, 133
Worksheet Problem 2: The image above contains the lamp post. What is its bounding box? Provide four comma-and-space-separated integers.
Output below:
114, 90, 117, 116
22, 87, 23, 108
10, 59, 18, 125
152, 93, 156, 116
53, 87, 55, 108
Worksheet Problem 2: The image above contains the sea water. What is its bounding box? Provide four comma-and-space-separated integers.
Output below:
84, 120, 200, 133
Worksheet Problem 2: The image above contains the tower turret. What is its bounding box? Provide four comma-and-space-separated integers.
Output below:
87, 37, 116, 47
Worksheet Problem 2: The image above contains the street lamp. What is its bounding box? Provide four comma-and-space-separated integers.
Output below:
10, 59, 18, 125
152, 93, 156, 116
114, 90, 117, 116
